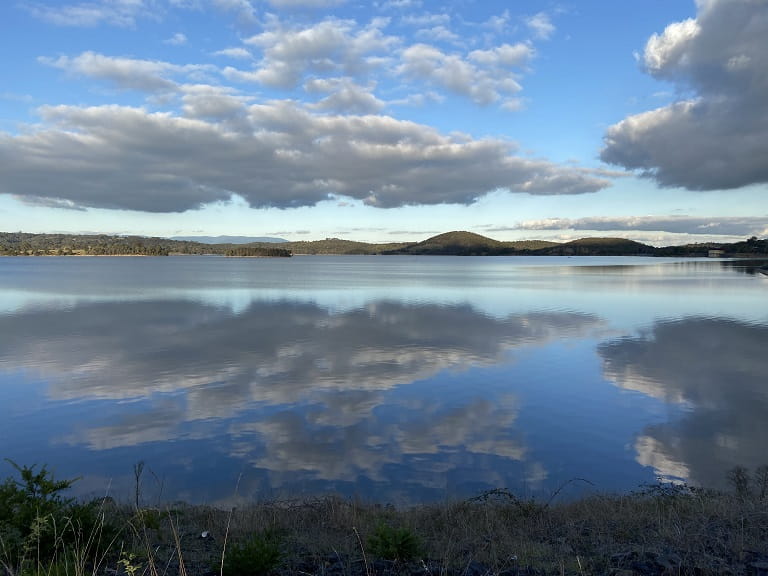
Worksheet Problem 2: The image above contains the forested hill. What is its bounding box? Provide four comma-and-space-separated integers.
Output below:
1, 231, 766, 257
381, 231, 559, 255
382, 232, 768, 257
0, 232, 291, 257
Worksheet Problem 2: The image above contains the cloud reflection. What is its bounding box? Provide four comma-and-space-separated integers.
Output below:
599, 317, 768, 487
0, 299, 600, 409
0, 298, 600, 499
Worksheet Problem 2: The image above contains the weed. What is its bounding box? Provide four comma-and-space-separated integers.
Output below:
221, 529, 283, 576
118, 552, 144, 576
367, 522, 420, 562
132, 509, 161, 531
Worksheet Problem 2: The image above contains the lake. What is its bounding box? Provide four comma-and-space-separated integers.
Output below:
0, 255, 766, 506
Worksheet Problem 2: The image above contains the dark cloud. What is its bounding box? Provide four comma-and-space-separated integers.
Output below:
0, 103, 611, 212
601, 0, 768, 191
599, 317, 768, 487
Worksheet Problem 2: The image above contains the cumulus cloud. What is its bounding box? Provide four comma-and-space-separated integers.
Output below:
243, 17, 398, 88
39, 51, 211, 93
180, 84, 251, 121
526, 12, 554, 40
397, 42, 531, 105
304, 77, 386, 114
0, 102, 610, 212
601, 0, 768, 191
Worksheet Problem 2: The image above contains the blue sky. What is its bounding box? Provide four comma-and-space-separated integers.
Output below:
0, 0, 766, 245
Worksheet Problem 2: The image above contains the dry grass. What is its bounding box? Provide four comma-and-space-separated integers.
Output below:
103, 484, 768, 576
4, 464, 767, 576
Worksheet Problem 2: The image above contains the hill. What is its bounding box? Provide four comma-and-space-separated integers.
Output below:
532, 237, 656, 256
385, 231, 504, 255
384, 232, 560, 255
277, 238, 412, 255
0, 232, 291, 257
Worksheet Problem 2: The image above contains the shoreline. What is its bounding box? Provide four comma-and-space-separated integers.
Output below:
73, 487, 768, 575
4, 467, 768, 576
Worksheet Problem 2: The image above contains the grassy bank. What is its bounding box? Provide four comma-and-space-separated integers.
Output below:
2, 463, 768, 576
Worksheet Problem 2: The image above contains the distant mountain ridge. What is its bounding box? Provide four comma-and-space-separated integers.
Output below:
170, 235, 288, 244
1, 231, 765, 257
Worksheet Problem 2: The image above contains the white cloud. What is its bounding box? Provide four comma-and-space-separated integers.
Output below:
164, 32, 188, 45
500, 98, 525, 112
484, 10, 510, 34
243, 17, 398, 88
378, 0, 422, 9
400, 12, 450, 27
526, 12, 555, 40
39, 51, 217, 94
304, 77, 385, 114
397, 43, 530, 105
267, 0, 347, 7
212, 47, 253, 59
39, 52, 180, 92
25, 0, 155, 27
469, 44, 531, 68
212, 0, 257, 24
415, 26, 460, 44
643, 18, 700, 74
602, 0, 768, 191
180, 84, 251, 122
0, 102, 610, 212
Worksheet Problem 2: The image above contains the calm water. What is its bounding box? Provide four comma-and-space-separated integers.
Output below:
0, 255, 766, 505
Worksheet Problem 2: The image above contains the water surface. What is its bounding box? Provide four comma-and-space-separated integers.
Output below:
0, 256, 766, 505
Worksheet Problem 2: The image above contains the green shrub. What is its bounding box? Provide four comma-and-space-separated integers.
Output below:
368, 522, 420, 562
0, 460, 117, 575
222, 529, 283, 576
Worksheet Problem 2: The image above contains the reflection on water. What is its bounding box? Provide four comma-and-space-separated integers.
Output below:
0, 295, 601, 502
0, 256, 766, 503
600, 317, 768, 487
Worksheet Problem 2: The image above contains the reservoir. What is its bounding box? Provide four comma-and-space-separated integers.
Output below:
0, 255, 766, 505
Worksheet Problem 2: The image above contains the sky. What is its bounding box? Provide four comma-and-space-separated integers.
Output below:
0, 0, 766, 245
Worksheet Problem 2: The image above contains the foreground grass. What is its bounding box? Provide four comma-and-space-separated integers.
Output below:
114, 485, 768, 576
3, 465, 768, 576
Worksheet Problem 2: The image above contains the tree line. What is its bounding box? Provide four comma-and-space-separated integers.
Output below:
0, 232, 291, 257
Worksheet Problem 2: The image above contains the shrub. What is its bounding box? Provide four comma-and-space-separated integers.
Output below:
368, 522, 420, 562
0, 460, 117, 575
222, 529, 283, 576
